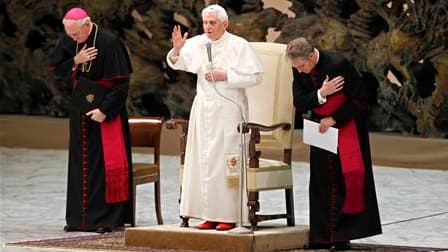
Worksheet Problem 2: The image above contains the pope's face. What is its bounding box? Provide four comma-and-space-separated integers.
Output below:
202, 12, 228, 41
64, 20, 90, 43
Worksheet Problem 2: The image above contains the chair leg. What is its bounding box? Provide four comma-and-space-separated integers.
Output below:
131, 184, 137, 227
155, 181, 163, 225
285, 188, 295, 226
177, 186, 189, 227
180, 216, 189, 227
248, 191, 259, 230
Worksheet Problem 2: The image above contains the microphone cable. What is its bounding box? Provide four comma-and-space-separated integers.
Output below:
206, 41, 246, 123
208, 61, 247, 123
207, 47, 250, 229
381, 210, 448, 227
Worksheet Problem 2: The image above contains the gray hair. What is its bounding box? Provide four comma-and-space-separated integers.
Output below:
62, 16, 91, 26
202, 4, 228, 22
286, 37, 314, 59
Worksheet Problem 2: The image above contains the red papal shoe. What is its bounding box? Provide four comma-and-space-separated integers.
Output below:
215, 222, 235, 231
197, 221, 218, 230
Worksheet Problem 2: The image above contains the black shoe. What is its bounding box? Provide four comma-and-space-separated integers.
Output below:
332, 241, 351, 250
95, 227, 112, 233
63, 225, 76, 232
304, 242, 332, 249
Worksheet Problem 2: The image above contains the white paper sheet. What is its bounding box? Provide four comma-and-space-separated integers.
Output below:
303, 119, 339, 154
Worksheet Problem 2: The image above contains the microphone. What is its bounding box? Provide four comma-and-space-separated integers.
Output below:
206, 42, 212, 63
204, 41, 245, 123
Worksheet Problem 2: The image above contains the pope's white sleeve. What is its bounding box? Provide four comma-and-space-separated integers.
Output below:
226, 70, 263, 88
166, 42, 200, 74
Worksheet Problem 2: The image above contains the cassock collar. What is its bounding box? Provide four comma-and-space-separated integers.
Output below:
313, 49, 323, 72
315, 49, 320, 64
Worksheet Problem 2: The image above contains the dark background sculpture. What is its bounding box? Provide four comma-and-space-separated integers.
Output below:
0, 0, 447, 138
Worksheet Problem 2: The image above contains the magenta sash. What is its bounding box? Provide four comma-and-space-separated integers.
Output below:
314, 92, 365, 214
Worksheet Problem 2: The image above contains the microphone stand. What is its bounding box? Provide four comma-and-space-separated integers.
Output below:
228, 121, 253, 235
206, 43, 252, 235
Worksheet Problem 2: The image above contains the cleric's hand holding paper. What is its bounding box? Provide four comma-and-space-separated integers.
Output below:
303, 119, 338, 154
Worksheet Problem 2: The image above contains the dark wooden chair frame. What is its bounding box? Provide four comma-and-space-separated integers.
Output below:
241, 122, 295, 229
129, 116, 164, 226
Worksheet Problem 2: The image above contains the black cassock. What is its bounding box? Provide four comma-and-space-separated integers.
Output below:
292, 50, 382, 243
49, 24, 133, 231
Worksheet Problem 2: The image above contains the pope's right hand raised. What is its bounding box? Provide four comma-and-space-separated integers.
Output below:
171, 25, 188, 55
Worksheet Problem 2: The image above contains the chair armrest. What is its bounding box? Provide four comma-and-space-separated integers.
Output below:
165, 119, 189, 130
241, 122, 291, 133
240, 122, 291, 168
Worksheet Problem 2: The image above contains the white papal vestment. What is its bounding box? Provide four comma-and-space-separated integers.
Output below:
166, 31, 263, 222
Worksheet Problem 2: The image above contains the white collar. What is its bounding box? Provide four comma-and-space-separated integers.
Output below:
314, 48, 320, 67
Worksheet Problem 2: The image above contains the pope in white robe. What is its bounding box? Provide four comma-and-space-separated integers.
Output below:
166, 4, 263, 230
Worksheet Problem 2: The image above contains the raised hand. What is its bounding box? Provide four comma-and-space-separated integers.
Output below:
319, 75, 344, 97
171, 25, 188, 54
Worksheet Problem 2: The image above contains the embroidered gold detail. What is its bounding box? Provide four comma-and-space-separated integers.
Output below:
227, 156, 239, 171
226, 154, 239, 189
85, 94, 95, 103
227, 176, 239, 189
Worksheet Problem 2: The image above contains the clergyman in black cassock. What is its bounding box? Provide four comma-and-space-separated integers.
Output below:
286, 37, 382, 249
48, 7, 133, 233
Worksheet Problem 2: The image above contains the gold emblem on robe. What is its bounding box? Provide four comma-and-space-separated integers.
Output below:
226, 154, 239, 189
85, 94, 95, 103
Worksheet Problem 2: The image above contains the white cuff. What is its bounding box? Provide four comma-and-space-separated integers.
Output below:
317, 89, 327, 104
168, 50, 179, 64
